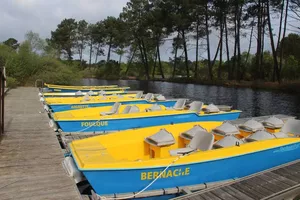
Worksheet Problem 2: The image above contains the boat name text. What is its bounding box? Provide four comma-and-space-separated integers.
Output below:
81, 121, 108, 127
141, 167, 190, 180
71, 105, 89, 109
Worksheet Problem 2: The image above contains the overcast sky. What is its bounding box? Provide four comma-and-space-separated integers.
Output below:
0, 0, 296, 62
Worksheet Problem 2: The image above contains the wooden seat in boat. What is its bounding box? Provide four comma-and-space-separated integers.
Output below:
262, 116, 284, 129
189, 101, 203, 113
180, 125, 207, 141
202, 104, 220, 114
245, 130, 276, 142
144, 93, 154, 101
239, 119, 265, 132
145, 129, 175, 147
166, 99, 187, 110
135, 91, 143, 99
212, 122, 240, 136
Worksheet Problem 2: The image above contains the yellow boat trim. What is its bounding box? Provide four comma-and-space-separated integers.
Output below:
69, 121, 300, 170
53, 104, 241, 121
42, 90, 126, 96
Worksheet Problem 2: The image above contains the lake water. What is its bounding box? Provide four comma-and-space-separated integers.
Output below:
83, 78, 300, 118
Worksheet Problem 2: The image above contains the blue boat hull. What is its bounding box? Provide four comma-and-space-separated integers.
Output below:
49, 100, 178, 112
78, 142, 300, 195
56, 112, 241, 132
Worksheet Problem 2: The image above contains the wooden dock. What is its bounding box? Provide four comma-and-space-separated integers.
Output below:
0, 87, 81, 200
172, 160, 300, 200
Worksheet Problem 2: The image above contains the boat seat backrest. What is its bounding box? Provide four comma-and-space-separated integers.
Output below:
145, 129, 175, 147
239, 119, 264, 132
203, 104, 220, 113
188, 101, 203, 113
144, 93, 154, 101
99, 90, 106, 96
75, 90, 82, 96
148, 104, 162, 112
122, 105, 132, 114
180, 125, 207, 140
281, 119, 300, 135
83, 94, 90, 101
188, 131, 215, 151
246, 130, 276, 142
212, 122, 240, 136
214, 136, 244, 149
135, 91, 143, 99
274, 131, 290, 138
88, 90, 94, 96
110, 102, 121, 114
262, 116, 284, 129
217, 105, 233, 112
173, 99, 187, 110
129, 105, 140, 113
155, 94, 166, 101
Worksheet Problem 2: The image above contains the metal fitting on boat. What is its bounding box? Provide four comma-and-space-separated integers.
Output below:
49, 119, 58, 131
62, 157, 85, 183
38, 92, 43, 97
44, 105, 49, 112
40, 97, 45, 102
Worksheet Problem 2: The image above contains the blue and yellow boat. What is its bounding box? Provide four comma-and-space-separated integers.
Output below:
39, 90, 133, 97
64, 119, 300, 197
46, 86, 130, 93
44, 93, 179, 112
44, 83, 118, 89
50, 101, 241, 132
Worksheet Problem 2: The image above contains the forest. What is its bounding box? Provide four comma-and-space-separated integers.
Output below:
1, 0, 300, 88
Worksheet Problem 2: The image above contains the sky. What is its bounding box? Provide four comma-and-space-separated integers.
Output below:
0, 0, 296, 62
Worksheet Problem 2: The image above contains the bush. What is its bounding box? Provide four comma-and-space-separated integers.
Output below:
6, 77, 19, 88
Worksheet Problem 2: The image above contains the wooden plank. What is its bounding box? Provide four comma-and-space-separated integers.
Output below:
210, 188, 238, 200
221, 186, 254, 200
272, 168, 300, 183
264, 172, 297, 186
0, 87, 80, 200
200, 192, 222, 200
231, 182, 265, 199
256, 174, 289, 191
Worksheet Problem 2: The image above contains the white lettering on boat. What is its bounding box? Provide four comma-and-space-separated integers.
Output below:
81, 121, 108, 127
273, 144, 300, 153
71, 105, 89, 109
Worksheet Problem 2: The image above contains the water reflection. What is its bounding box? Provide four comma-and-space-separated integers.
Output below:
83, 79, 300, 118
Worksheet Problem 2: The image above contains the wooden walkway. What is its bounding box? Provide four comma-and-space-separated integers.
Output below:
0, 87, 81, 200
172, 160, 300, 200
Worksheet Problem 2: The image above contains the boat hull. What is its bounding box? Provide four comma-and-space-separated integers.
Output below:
49, 100, 178, 112
78, 142, 300, 195
55, 112, 241, 132
47, 88, 127, 92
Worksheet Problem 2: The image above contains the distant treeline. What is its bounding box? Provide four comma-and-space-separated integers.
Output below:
1, 0, 300, 88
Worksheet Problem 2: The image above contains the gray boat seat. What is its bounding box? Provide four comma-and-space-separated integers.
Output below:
202, 104, 220, 113
100, 102, 121, 116
145, 129, 175, 147
245, 130, 276, 142
188, 101, 203, 113
217, 105, 232, 112
147, 104, 162, 112
128, 105, 139, 113
173, 99, 187, 110
122, 105, 132, 114
214, 136, 244, 149
117, 94, 124, 98
82, 93, 90, 101
280, 119, 300, 136
180, 125, 207, 140
75, 90, 83, 96
239, 119, 264, 133
170, 131, 214, 156
135, 91, 143, 99
88, 90, 94, 96
274, 132, 290, 138
144, 93, 154, 101
212, 122, 240, 136
155, 94, 166, 101
99, 90, 106, 96
262, 116, 284, 129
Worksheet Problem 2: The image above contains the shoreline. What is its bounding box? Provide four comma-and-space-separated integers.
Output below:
85, 76, 300, 94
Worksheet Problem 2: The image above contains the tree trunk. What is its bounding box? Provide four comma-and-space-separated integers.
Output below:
205, 3, 213, 80
172, 33, 179, 78
141, 38, 150, 80
89, 39, 93, 66
236, 3, 242, 81
182, 29, 190, 78
225, 16, 231, 80
256, 0, 262, 80
261, 7, 266, 80
212, 38, 221, 68
94, 43, 100, 64
107, 36, 112, 62
218, 16, 224, 80
279, 0, 289, 81
274, 0, 284, 81
195, 19, 199, 79
267, 0, 280, 82
125, 48, 137, 75
232, 8, 237, 80
157, 38, 165, 79
245, 19, 254, 68
152, 49, 158, 79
